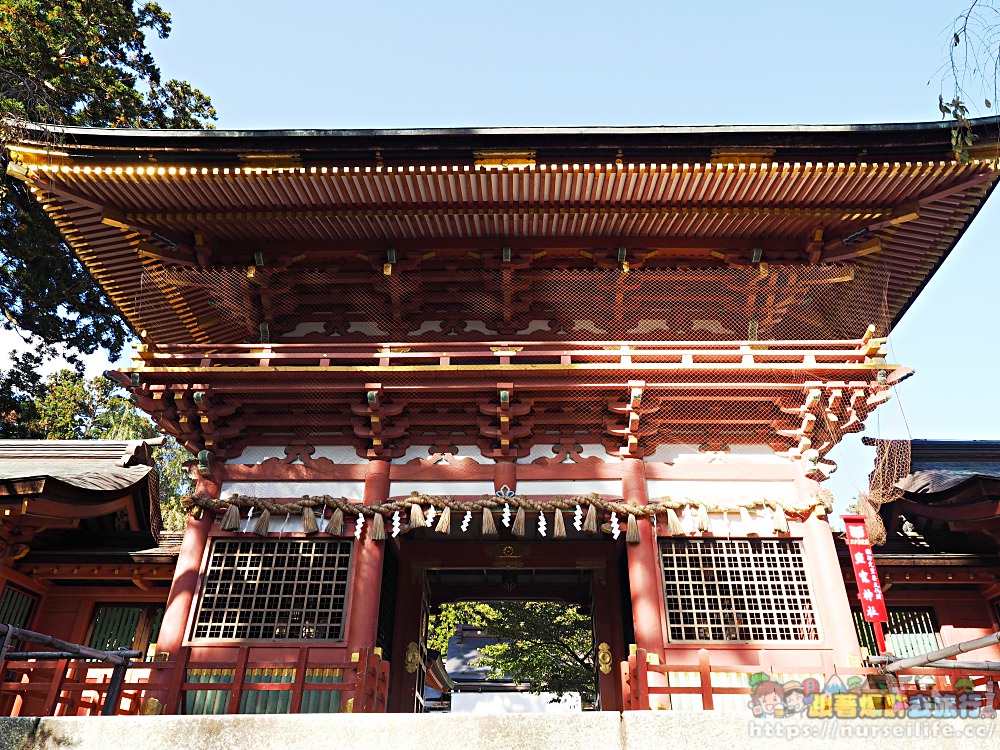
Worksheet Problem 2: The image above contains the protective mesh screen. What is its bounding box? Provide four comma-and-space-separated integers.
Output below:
133, 263, 897, 462
136, 264, 891, 345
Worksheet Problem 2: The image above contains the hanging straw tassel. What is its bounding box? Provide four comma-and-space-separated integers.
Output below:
409, 503, 426, 530
553, 509, 566, 539
697, 504, 712, 534
773, 506, 790, 534
434, 505, 452, 534
739, 506, 757, 535
301, 505, 318, 534
326, 507, 344, 535
666, 508, 684, 536
252, 509, 271, 537
370, 512, 386, 541
511, 506, 526, 537
220, 503, 241, 532
583, 503, 599, 534
626, 513, 640, 544
481, 507, 498, 536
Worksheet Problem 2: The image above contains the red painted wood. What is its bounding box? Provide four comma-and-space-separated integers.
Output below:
346, 461, 389, 653
157, 513, 212, 658
288, 647, 310, 713
622, 458, 667, 660
494, 460, 516, 491
386, 553, 423, 713
227, 646, 250, 714
592, 545, 625, 711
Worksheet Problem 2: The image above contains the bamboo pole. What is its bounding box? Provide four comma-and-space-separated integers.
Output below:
882, 631, 1000, 673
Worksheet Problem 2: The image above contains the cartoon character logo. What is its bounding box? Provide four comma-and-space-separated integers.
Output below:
749, 677, 785, 717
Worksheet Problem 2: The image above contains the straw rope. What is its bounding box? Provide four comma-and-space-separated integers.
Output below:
184, 490, 829, 519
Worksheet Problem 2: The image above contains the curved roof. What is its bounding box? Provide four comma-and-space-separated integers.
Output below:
6, 118, 1000, 345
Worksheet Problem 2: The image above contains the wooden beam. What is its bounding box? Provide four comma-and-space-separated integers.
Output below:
821, 237, 882, 263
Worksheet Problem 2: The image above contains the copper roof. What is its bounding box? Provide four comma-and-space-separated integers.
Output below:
7, 120, 1000, 346
0, 439, 160, 495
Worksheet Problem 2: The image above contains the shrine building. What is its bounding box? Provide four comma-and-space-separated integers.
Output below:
2, 119, 999, 714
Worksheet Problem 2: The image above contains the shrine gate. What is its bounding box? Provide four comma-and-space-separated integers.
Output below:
3, 119, 999, 713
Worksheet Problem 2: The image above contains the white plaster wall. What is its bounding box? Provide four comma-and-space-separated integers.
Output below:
225, 446, 287, 465
391, 445, 494, 465
312, 446, 368, 464
645, 479, 797, 503
388, 480, 494, 497
515, 479, 622, 497
451, 692, 581, 714
644, 443, 787, 465
220, 481, 365, 500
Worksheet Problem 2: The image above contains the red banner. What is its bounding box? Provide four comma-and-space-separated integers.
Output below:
841, 515, 888, 622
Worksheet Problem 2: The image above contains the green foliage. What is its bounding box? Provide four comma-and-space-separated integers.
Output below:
427, 601, 596, 702
944, 2, 1000, 161
152, 434, 193, 530
0, 1, 215, 358
0, 349, 46, 437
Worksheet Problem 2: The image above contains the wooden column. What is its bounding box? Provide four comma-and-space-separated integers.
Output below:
156, 512, 213, 658
592, 544, 626, 711
386, 552, 423, 713
494, 460, 516, 492
800, 513, 863, 666
622, 458, 667, 658
346, 459, 389, 653
621, 457, 670, 708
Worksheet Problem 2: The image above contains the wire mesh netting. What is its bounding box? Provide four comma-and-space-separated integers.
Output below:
132, 262, 904, 464
137, 264, 891, 345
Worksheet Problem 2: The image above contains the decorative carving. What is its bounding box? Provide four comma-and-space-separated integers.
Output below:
597, 642, 613, 674
404, 642, 421, 673
531, 443, 607, 465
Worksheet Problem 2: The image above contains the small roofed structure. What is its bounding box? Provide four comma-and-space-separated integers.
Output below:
846, 439, 1000, 661
0, 439, 165, 564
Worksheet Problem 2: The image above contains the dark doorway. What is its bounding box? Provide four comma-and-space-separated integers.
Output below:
385, 540, 627, 712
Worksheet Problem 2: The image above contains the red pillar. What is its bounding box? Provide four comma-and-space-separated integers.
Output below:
622, 457, 667, 659
494, 460, 516, 492
800, 514, 863, 666
346, 459, 389, 653
592, 544, 626, 711
156, 512, 213, 658
386, 552, 423, 713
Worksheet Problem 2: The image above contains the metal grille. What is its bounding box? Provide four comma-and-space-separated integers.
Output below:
192, 539, 352, 641
853, 607, 941, 658
660, 538, 819, 642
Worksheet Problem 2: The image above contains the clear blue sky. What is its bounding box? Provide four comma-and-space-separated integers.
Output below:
70, 1, 1000, 512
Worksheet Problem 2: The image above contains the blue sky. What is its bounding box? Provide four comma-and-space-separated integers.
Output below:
23, 1, 995, 512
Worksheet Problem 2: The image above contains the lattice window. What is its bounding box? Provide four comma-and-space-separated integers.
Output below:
192, 539, 352, 641
660, 538, 819, 642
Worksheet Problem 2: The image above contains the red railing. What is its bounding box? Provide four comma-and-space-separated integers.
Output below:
621, 647, 1000, 712
1, 646, 388, 717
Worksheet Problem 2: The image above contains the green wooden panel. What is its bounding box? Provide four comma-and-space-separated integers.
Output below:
0, 586, 37, 629
239, 668, 293, 714
184, 669, 234, 715
88, 606, 142, 652
302, 668, 343, 713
